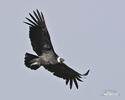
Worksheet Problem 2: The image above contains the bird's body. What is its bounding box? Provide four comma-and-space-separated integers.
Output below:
24, 9, 89, 89
40, 50, 58, 65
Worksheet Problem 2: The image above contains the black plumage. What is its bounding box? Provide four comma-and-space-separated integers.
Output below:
24, 9, 89, 89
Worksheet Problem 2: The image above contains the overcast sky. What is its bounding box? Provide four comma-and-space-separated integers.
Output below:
0, 0, 124, 100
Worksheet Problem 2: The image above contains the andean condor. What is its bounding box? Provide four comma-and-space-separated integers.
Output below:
24, 9, 89, 89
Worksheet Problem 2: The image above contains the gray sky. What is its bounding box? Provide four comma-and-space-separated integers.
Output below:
0, 0, 124, 100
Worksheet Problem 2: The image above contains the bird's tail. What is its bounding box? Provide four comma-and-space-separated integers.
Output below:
24, 53, 40, 70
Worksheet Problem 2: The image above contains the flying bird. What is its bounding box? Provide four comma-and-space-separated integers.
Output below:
24, 9, 89, 89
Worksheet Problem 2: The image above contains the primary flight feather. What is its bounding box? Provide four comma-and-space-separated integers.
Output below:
24, 9, 89, 89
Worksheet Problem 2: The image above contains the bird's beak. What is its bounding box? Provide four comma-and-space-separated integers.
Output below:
57, 57, 65, 63
62, 58, 64, 62
60, 58, 64, 63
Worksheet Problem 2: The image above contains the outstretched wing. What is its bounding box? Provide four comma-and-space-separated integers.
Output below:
44, 63, 90, 89
24, 9, 55, 56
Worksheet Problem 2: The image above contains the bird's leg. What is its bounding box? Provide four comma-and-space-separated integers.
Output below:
30, 58, 40, 66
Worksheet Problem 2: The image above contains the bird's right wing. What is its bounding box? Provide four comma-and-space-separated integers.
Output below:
24, 9, 55, 56
44, 63, 90, 89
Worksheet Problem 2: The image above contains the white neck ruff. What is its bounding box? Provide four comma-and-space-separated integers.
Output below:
57, 57, 61, 63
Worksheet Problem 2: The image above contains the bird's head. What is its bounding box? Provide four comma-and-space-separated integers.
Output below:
57, 57, 65, 63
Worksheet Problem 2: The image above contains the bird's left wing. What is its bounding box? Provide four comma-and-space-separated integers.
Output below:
44, 63, 89, 89
24, 9, 55, 56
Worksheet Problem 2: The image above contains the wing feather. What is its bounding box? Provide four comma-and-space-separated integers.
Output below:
66, 78, 69, 85
24, 22, 34, 26
70, 79, 73, 89
36, 9, 43, 22
29, 13, 38, 23
25, 17, 37, 26
33, 10, 41, 22
74, 79, 78, 89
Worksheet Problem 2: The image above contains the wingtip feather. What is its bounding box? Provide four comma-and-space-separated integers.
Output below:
36, 9, 43, 22
76, 77, 83, 82
70, 79, 73, 89
29, 12, 38, 23
24, 21, 34, 26
83, 69, 90, 76
66, 79, 69, 85
74, 79, 78, 89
